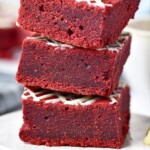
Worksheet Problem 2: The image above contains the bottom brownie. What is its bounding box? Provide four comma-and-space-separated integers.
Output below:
19, 82, 130, 148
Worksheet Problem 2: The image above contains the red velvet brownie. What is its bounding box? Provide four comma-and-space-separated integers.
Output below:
0, 18, 18, 51
19, 82, 130, 148
16, 33, 131, 96
17, 0, 139, 48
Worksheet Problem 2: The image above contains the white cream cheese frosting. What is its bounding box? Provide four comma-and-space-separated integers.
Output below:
27, 36, 74, 50
22, 82, 127, 106
75, 0, 112, 8
27, 33, 129, 52
22, 88, 98, 106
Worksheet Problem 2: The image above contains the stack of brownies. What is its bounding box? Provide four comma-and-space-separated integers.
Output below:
16, 0, 140, 148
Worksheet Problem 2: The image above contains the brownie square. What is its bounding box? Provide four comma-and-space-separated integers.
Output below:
19, 82, 130, 148
17, 0, 139, 48
0, 21, 18, 51
16, 33, 131, 96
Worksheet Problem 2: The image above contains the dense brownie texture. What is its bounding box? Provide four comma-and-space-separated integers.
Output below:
16, 33, 131, 96
17, 0, 139, 48
19, 82, 130, 148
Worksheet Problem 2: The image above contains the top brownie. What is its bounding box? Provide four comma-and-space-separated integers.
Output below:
17, 0, 140, 48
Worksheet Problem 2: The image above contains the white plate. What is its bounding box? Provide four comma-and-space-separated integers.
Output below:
0, 111, 149, 150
